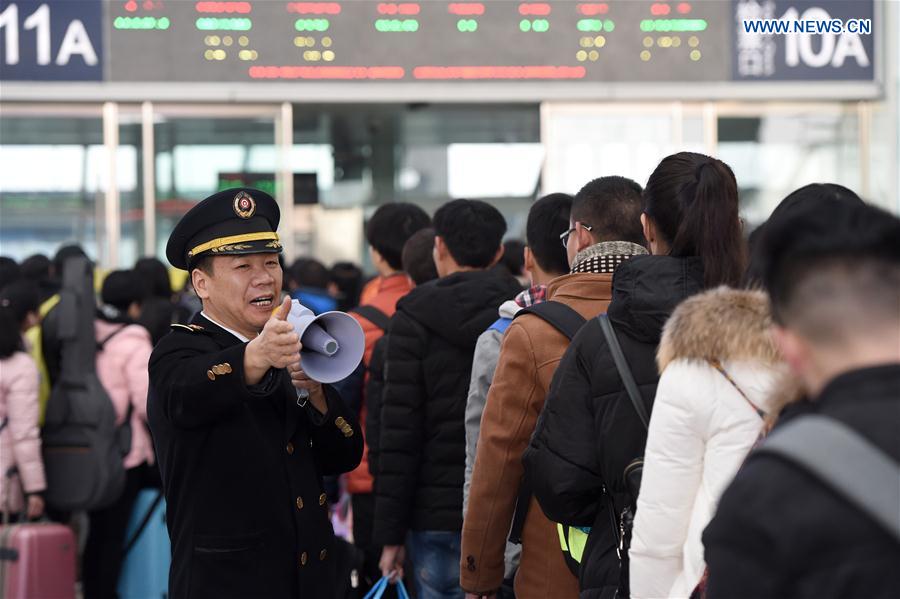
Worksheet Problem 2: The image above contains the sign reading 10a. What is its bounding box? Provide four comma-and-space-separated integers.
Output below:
0, 1, 103, 81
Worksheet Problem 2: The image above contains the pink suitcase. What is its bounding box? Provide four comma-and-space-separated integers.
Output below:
0, 521, 76, 599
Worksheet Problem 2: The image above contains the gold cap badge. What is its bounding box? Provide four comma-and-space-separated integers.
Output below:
233, 191, 256, 219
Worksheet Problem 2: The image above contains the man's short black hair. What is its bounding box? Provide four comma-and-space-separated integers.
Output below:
499, 239, 526, 278
402, 227, 438, 285
290, 258, 330, 289
761, 195, 900, 341
193, 255, 215, 276
366, 203, 432, 271
433, 199, 507, 269
572, 177, 645, 246
526, 193, 573, 275
330, 261, 364, 311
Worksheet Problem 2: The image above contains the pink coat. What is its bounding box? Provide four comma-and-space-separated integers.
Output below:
0, 350, 45, 514
95, 320, 155, 470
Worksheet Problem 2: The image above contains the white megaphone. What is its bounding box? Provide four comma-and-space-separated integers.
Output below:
286, 299, 365, 384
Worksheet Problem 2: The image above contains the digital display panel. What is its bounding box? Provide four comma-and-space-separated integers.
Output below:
107, 1, 735, 82
0, 0, 877, 86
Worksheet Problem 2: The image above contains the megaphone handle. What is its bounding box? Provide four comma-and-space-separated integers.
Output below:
297, 388, 310, 407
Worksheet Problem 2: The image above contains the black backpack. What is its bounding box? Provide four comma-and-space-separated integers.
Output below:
41, 257, 129, 511
348, 305, 391, 479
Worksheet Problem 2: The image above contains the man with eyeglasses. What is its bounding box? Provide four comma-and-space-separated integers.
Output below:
461, 176, 647, 599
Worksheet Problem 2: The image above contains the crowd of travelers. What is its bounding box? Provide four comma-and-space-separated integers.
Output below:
0, 149, 898, 599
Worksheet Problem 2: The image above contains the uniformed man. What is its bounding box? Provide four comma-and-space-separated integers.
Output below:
148, 188, 363, 599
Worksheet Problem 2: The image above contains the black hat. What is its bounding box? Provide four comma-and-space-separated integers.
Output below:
165, 188, 283, 271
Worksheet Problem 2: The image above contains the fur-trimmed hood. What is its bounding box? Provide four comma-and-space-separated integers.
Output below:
657, 286, 781, 373
765, 369, 808, 427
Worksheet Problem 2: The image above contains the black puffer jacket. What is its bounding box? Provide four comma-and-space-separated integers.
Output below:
523, 255, 703, 599
365, 333, 388, 479
373, 270, 522, 546
703, 365, 900, 599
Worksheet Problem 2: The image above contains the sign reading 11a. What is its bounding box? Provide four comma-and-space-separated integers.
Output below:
0, 0, 103, 80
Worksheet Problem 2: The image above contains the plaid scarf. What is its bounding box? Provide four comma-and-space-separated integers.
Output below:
570, 241, 648, 274
514, 284, 547, 308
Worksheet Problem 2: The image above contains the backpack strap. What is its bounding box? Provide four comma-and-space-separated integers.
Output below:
515, 301, 586, 341
351, 305, 391, 332
598, 314, 649, 429
710, 359, 766, 420
755, 414, 900, 543
508, 478, 532, 545
488, 317, 512, 335
509, 301, 587, 544
97, 324, 128, 351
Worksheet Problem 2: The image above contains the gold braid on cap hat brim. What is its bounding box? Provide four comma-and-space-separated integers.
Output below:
187, 232, 280, 259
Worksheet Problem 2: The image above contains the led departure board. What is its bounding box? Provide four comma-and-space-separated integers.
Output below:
0, 0, 877, 86
106, 1, 735, 82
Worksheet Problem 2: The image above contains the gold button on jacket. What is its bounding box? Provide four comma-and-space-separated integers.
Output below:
296, 497, 304, 510
211, 363, 232, 376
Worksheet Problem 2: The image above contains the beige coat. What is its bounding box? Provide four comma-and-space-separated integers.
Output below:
461, 273, 614, 598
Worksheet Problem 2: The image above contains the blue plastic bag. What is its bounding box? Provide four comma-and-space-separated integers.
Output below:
363, 575, 410, 599
117, 489, 170, 599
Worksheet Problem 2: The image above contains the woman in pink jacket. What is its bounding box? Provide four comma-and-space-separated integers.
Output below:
82, 269, 156, 599
0, 281, 45, 520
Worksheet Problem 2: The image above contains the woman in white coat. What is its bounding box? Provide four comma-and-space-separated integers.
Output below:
629, 286, 783, 598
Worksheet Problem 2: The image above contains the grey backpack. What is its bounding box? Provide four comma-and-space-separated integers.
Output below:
757, 414, 900, 542
41, 257, 128, 512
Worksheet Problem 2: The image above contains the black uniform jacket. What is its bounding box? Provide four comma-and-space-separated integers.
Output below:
147, 313, 364, 599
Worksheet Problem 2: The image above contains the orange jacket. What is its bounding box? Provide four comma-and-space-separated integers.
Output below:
346, 273, 415, 495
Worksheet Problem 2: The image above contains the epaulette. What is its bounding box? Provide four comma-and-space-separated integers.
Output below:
170, 323, 206, 333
